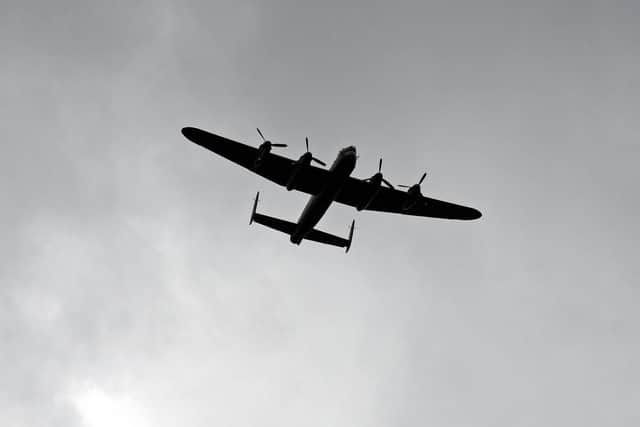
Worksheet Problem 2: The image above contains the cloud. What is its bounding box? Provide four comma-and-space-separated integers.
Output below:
2, 1, 640, 426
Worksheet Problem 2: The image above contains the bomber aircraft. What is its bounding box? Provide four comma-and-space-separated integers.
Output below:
182, 127, 481, 252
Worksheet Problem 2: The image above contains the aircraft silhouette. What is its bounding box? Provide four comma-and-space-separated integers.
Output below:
182, 127, 481, 252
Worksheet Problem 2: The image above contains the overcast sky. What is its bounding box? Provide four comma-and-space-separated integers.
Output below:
2, 1, 639, 426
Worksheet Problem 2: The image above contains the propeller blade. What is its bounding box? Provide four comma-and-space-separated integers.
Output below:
378, 158, 383, 173
306, 137, 309, 152
256, 128, 266, 142
312, 157, 326, 166
398, 184, 410, 188
382, 178, 395, 189
419, 172, 427, 185
271, 143, 288, 147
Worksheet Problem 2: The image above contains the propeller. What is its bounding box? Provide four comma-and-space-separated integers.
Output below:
305, 137, 326, 166
398, 172, 427, 189
257, 128, 287, 148
365, 158, 395, 189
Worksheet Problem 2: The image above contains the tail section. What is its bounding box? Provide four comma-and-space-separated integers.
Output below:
249, 192, 355, 252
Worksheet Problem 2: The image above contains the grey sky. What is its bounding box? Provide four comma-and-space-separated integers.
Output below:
1, 1, 639, 426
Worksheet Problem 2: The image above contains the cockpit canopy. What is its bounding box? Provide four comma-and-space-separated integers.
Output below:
340, 146, 357, 155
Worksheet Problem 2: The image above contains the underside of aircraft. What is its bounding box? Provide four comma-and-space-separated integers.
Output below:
182, 127, 481, 252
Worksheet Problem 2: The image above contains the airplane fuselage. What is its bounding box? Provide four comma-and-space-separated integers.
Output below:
290, 146, 357, 244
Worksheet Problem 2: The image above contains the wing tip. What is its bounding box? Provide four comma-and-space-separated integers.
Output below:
466, 208, 482, 220
181, 126, 204, 142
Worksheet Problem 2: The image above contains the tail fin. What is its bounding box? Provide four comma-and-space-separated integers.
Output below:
345, 220, 355, 253
249, 192, 259, 224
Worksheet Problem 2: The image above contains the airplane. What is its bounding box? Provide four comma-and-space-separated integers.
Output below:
181, 127, 481, 252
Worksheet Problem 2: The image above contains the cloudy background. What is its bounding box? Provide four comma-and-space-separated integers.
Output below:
2, 1, 639, 426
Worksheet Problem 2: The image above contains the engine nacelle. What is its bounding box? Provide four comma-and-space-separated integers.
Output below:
286, 152, 313, 190
357, 174, 382, 210
402, 185, 422, 211
254, 142, 272, 168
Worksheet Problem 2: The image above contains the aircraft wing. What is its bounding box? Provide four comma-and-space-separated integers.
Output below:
182, 127, 481, 220
182, 127, 327, 194
335, 178, 482, 220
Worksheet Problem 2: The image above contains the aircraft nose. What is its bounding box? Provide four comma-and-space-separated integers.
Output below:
343, 146, 357, 157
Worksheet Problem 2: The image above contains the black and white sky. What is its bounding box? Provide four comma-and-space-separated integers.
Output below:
2, 1, 639, 426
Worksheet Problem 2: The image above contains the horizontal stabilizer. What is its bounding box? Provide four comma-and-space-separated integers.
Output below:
306, 228, 350, 249
252, 213, 297, 235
